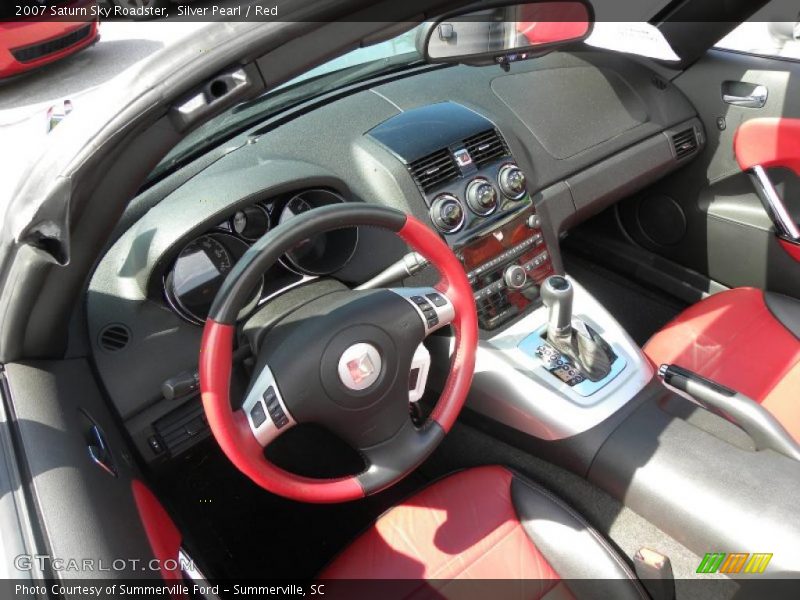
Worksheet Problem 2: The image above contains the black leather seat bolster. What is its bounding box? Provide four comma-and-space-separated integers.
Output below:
510, 475, 649, 600
765, 292, 800, 340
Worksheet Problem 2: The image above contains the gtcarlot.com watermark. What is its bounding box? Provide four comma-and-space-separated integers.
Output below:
14, 553, 194, 573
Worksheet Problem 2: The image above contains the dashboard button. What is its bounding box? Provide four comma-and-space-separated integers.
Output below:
498, 164, 527, 199
466, 178, 498, 216
503, 264, 527, 290
430, 194, 465, 233
148, 436, 164, 455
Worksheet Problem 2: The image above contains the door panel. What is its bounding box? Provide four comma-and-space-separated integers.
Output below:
2, 359, 170, 582
617, 48, 800, 299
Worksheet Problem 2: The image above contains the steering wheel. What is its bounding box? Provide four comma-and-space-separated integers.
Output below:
199, 204, 478, 503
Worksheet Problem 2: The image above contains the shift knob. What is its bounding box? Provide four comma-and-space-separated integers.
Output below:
541, 275, 573, 339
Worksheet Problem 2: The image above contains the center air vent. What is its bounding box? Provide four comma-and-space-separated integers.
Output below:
672, 127, 698, 160
409, 148, 460, 192
98, 324, 131, 352
463, 129, 510, 167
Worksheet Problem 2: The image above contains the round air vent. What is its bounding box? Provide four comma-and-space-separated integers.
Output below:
98, 324, 131, 352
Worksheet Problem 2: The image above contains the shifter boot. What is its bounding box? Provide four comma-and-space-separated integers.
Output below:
548, 321, 614, 382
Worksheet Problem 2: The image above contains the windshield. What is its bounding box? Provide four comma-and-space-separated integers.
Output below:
150, 17, 680, 184
150, 26, 421, 182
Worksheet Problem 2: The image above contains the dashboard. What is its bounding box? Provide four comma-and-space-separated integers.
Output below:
86, 48, 704, 467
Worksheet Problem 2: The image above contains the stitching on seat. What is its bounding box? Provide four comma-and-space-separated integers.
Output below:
512, 474, 649, 600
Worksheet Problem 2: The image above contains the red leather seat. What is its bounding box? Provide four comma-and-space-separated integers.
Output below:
321, 466, 647, 599
644, 287, 800, 442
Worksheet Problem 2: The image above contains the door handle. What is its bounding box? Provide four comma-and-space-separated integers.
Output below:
87, 424, 117, 477
722, 84, 768, 108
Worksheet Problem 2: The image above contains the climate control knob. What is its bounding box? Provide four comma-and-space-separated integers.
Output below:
430, 194, 465, 233
466, 178, 498, 216
498, 164, 527, 200
504, 264, 528, 290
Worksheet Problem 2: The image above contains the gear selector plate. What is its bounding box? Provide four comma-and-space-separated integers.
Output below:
519, 324, 627, 397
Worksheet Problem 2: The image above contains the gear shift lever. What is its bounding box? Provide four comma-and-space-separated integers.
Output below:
541, 275, 573, 340
540, 275, 613, 382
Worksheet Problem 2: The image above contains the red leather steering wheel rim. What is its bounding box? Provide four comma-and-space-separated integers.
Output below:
199, 209, 477, 503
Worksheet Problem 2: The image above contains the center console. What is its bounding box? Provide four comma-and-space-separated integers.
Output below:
368, 101, 555, 331
372, 102, 800, 579
371, 101, 651, 448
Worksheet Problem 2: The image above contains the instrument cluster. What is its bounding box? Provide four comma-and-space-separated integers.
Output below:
163, 188, 357, 325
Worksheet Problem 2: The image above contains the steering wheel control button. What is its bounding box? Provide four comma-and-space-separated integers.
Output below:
391, 287, 456, 335
498, 163, 527, 200
426, 293, 448, 307
338, 343, 382, 391
250, 401, 268, 429
240, 364, 295, 447
264, 386, 288, 429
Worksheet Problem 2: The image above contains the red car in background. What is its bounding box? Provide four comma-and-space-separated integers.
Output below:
0, 0, 99, 80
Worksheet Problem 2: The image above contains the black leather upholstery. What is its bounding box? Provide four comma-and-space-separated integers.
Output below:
765, 292, 800, 340
511, 475, 648, 600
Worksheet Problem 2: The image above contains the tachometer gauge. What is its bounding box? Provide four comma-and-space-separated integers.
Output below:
166, 234, 262, 324
282, 195, 314, 220
278, 189, 358, 275
231, 205, 271, 241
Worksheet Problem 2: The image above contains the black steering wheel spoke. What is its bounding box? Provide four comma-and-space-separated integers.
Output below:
356, 418, 445, 495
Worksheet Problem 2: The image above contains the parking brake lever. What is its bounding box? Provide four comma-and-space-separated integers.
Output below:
658, 364, 800, 462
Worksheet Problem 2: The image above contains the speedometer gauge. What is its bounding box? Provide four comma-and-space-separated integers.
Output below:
166, 234, 262, 324
278, 189, 358, 276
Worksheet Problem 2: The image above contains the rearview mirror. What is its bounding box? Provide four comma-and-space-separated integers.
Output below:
421, 1, 592, 66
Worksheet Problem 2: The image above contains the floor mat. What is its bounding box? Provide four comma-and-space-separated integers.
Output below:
563, 252, 688, 346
